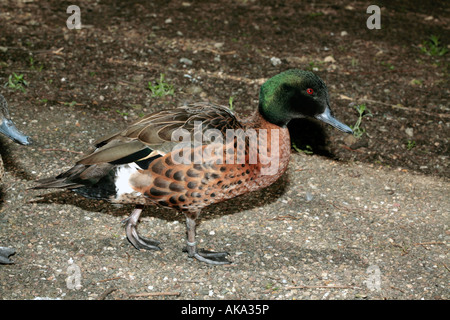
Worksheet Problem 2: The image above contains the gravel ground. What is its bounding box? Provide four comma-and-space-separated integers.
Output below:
0, 105, 448, 300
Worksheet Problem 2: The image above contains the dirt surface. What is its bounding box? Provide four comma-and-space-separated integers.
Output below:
0, 0, 448, 300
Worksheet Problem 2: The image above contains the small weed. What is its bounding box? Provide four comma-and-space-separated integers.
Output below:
116, 110, 129, 117
380, 61, 395, 70
63, 101, 78, 107
29, 56, 43, 71
409, 79, 423, 86
228, 96, 235, 111
406, 140, 416, 150
292, 142, 314, 155
307, 61, 323, 71
420, 35, 448, 56
4, 73, 28, 93
264, 282, 279, 291
350, 104, 372, 138
308, 12, 324, 18
148, 73, 174, 98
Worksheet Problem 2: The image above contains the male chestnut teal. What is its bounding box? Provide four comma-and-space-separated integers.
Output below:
34, 69, 352, 265
0, 93, 32, 264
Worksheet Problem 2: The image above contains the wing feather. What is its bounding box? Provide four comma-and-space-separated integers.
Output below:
35, 103, 243, 189
85, 103, 242, 165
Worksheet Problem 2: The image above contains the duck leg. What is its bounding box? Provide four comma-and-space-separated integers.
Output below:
0, 246, 16, 264
183, 215, 231, 265
122, 205, 161, 251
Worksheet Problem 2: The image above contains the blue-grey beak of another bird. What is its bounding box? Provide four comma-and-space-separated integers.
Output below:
0, 118, 32, 145
315, 106, 353, 134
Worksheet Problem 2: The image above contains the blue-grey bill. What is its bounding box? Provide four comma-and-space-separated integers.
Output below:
315, 107, 353, 134
0, 119, 32, 145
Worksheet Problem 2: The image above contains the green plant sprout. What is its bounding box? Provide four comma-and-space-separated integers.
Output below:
228, 96, 235, 111
29, 56, 43, 71
350, 104, 372, 138
406, 140, 416, 150
5, 73, 29, 93
380, 61, 395, 70
420, 35, 448, 56
148, 73, 174, 98
116, 110, 129, 117
307, 60, 323, 71
308, 12, 324, 18
292, 142, 313, 155
61, 101, 78, 107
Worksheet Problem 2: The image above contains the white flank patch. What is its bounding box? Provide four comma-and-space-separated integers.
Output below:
115, 163, 141, 197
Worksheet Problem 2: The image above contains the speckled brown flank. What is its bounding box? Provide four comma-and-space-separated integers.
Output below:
127, 113, 290, 214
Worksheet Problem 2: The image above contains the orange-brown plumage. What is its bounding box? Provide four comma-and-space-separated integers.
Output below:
129, 112, 290, 219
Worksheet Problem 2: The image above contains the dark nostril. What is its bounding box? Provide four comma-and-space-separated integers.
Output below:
16, 135, 32, 146
25, 137, 33, 145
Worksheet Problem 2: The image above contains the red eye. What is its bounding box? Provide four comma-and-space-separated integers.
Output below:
306, 88, 314, 95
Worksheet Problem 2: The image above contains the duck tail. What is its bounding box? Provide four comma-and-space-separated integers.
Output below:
32, 177, 84, 189
33, 163, 114, 190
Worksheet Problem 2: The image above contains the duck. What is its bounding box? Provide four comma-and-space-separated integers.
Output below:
34, 69, 353, 265
0, 93, 32, 264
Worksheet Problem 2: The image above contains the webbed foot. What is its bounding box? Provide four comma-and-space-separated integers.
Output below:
122, 206, 161, 251
183, 245, 231, 265
184, 216, 232, 265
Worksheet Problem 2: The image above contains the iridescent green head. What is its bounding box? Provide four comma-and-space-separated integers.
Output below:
259, 69, 352, 133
